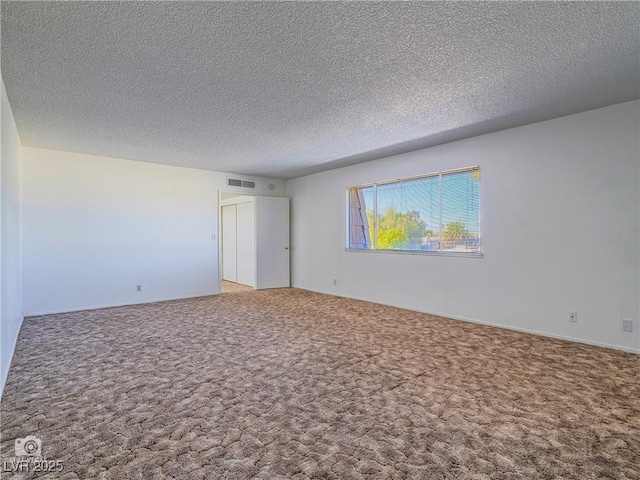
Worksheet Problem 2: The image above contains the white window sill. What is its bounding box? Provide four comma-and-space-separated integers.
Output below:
345, 248, 483, 258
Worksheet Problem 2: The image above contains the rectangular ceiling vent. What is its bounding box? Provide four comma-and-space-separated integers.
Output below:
227, 178, 256, 189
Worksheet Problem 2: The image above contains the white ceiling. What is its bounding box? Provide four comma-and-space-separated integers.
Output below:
1, 2, 638, 179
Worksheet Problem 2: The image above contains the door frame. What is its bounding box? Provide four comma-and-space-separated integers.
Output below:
218, 191, 290, 291
218, 190, 258, 290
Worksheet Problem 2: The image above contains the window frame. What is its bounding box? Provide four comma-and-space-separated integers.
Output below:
345, 165, 482, 258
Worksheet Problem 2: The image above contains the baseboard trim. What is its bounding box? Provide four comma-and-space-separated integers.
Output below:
294, 286, 640, 355
1, 314, 25, 401
24, 292, 221, 317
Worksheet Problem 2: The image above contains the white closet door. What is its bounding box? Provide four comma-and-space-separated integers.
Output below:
221, 204, 237, 282
235, 201, 255, 287
255, 197, 290, 289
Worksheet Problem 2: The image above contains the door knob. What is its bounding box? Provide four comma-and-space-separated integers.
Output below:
285, 246, 289, 250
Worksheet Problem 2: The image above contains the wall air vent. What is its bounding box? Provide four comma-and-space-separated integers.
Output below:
227, 178, 256, 189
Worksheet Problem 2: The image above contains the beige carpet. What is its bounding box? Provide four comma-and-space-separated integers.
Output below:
1, 288, 638, 479
222, 281, 253, 294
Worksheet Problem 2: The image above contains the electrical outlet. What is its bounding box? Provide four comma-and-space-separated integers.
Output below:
569, 311, 577, 323
136, 285, 142, 292
622, 319, 633, 333
333, 279, 337, 286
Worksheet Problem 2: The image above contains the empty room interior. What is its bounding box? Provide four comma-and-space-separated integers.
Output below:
1, 2, 639, 479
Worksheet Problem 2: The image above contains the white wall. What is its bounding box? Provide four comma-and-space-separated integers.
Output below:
1, 77, 24, 396
287, 101, 640, 353
22, 147, 285, 315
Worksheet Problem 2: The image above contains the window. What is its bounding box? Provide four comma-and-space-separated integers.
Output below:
347, 166, 480, 255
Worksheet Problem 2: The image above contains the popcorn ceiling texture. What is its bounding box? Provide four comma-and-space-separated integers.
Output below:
1, 287, 639, 479
1, 2, 638, 178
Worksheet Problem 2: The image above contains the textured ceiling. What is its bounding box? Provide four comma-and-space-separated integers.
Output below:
1, 2, 638, 179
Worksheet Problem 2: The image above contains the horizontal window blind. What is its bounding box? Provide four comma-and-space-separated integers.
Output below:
347, 167, 480, 254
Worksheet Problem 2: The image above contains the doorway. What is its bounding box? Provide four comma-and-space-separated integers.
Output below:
219, 193, 290, 291
221, 195, 255, 288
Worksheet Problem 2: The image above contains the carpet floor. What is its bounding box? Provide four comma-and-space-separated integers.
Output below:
1, 288, 638, 479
